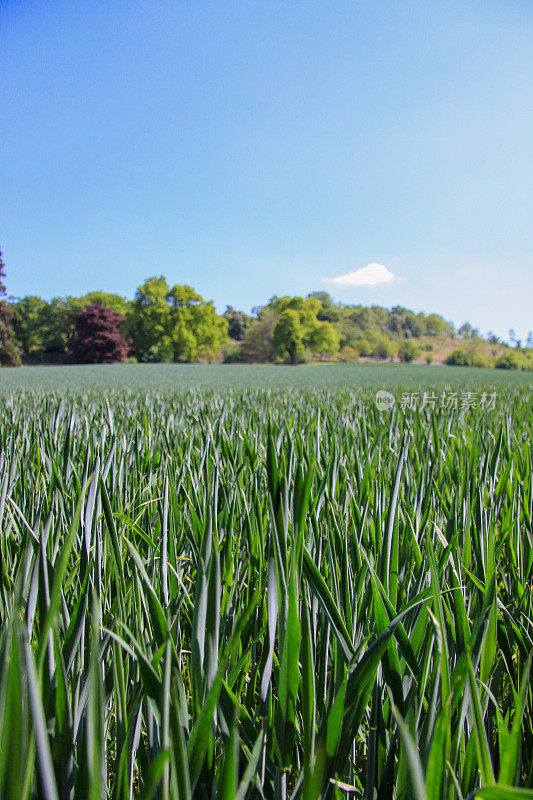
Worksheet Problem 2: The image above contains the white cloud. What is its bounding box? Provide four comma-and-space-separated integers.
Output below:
322, 262, 397, 288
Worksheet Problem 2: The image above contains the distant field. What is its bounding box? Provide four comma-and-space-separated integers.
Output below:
1, 361, 532, 394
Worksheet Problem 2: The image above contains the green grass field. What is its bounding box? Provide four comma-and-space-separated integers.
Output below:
1, 361, 532, 393
1, 365, 532, 799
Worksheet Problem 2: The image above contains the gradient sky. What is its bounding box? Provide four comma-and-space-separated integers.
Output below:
1, 0, 532, 340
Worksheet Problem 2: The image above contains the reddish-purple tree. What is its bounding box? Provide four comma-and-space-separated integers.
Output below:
69, 305, 129, 364
0, 248, 6, 297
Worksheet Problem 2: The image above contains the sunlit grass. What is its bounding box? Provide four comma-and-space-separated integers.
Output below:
0, 381, 532, 798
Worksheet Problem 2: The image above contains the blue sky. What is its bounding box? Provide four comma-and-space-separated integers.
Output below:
1, 0, 532, 340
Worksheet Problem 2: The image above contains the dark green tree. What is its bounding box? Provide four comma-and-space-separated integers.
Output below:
0, 249, 21, 366
241, 311, 277, 363
12, 296, 48, 361
41, 297, 84, 362
307, 291, 341, 324
223, 306, 251, 341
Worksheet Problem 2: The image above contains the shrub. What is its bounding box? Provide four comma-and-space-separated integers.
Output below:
0, 338, 21, 366
398, 341, 421, 363
495, 351, 520, 370
222, 341, 243, 363
446, 349, 468, 366
469, 351, 491, 368
355, 338, 372, 357
339, 345, 359, 363
373, 337, 395, 360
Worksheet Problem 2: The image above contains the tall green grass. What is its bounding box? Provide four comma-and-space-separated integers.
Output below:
0, 386, 532, 799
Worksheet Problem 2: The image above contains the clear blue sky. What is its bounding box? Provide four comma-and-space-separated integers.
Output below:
2, 0, 532, 340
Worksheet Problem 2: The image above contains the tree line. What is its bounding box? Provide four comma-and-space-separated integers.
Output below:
2, 261, 532, 368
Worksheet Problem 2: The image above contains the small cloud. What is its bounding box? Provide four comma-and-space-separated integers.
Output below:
322, 262, 397, 288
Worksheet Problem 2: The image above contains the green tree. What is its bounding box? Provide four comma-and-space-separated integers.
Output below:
167, 284, 227, 362
269, 295, 320, 323
0, 305, 20, 366
12, 295, 83, 363
130, 277, 227, 363
12, 296, 48, 360
269, 295, 340, 363
42, 297, 85, 362
458, 322, 473, 339
13, 293, 129, 363
387, 306, 424, 338
268, 296, 339, 363
425, 313, 452, 336
80, 291, 130, 315
241, 311, 277, 363
129, 276, 173, 361
309, 320, 340, 359
0, 249, 21, 366
273, 309, 304, 364
307, 291, 341, 324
